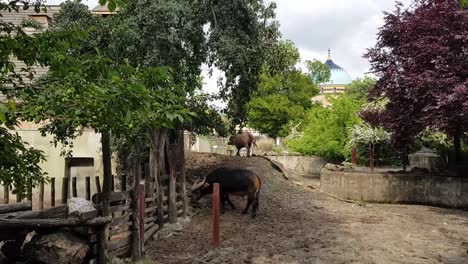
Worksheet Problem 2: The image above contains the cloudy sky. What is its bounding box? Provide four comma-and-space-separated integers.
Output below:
46, 0, 411, 100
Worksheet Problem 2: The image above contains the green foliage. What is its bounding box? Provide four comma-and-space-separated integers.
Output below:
0, 0, 47, 196
185, 93, 228, 137
306, 59, 331, 84
0, 127, 47, 195
248, 70, 318, 137
345, 76, 376, 101
287, 95, 364, 161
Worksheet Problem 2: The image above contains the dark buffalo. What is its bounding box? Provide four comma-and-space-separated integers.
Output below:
190, 168, 261, 218
228, 132, 256, 157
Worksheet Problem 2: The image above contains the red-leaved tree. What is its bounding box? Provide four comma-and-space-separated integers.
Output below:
364, 0, 468, 166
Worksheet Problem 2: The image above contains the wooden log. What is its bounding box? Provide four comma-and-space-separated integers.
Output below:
3, 186, 8, 204
72, 177, 78, 198
144, 224, 159, 242
139, 183, 145, 253
51, 178, 55, 207
39, 182, 44, 210
0, 202, 32, 214
95, 176, 102, 193
92, 191, 133, 204
110, 225, 131, 236
86, 177, 91, 201
61, 177, 69, 204
109, 204, 131, 214
213, 183, 220, 248
144, 221, 154, 231
0, 204, 67, 219
0, 216, 112, 229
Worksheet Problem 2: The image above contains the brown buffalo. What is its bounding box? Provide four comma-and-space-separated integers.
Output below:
228, 132, 256, 157
191, 167, 261, 218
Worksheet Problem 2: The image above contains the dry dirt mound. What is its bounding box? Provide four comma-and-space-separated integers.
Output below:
146, 153, 468, 264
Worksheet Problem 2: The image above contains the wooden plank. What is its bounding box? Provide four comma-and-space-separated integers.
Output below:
0, 202, 32, 214
62, 177, 69, 204
72, 177, 77, 198
92, 191, 133, 204
111, 214, 132, 228
109, 204, 131, 214
39, 182, 44, 210
0, 216, 112, 229
95, 176, 101, 193
85, 177, 91, 201
144, 221, 154, 231
3, 186, 8, 204
144, 224, 159, 242
51, 178, 55, 207
108, 234, 131, 251
110, 225, 131, 236
144, 206, 156, 214
144, 217, 155, 224
108, 245, 130, 258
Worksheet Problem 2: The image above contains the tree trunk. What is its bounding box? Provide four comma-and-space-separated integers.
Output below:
150, 128, 166, 228
178, 130, 189, 218
351, 147, 357, 165
98, 131, 112, 264
369, 145, 374, 172
131, 154, 142, 261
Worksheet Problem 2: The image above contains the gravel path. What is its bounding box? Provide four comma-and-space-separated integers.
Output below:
145, 153, 468, 264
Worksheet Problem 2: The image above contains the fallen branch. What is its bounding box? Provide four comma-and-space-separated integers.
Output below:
0, 202, 32, 214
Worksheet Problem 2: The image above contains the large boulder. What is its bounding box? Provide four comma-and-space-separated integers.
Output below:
23, 229, 89, 264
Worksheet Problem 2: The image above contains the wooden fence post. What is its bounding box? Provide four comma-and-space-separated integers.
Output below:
27, 179, 32, 202
120, 175, 127, 192
131, 161, 142, 261
213, 183, 220, 248
4, 186, 9, 204
85, 177, 91, 201
39, 182, 44, 210
61, 177, 69, 204
95, 176, 101, 193
51, 178, 55, 207
139, 182, 145, 253
352, 146, 357, 166
72, 177, 77, 198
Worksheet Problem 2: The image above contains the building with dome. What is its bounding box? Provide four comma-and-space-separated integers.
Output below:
319, 49, 353, 94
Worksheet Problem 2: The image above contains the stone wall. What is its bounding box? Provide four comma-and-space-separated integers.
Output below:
320, 170, 468, 208
267, 155, 325, 178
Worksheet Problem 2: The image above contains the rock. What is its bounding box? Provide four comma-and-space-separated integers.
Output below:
219, 247, 235, 256
178, 217, 191, 228
341, 161, 355, 169
153, 228, 174, 240
68, 197, 96, 217
324, 163, 344, 171
165, 222, 183, 233
264, 151, 278, 156
23, 229, 89, 264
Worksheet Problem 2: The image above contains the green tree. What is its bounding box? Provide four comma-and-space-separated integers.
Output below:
247, 41, 322, 137
0, 0, 48, 196
287, 94, 364, 161
345, 76, 376, 101
306, 59, 332, 85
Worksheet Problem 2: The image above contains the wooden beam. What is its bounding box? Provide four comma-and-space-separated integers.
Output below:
86, 177, 91, 201
0, 204, 67, 219
0, 216, 112, 229
0, 202, 31, 214
72, 177, 78, 198
92, 191, 133, 204
50, 178, 56, 207
39, 182, 44, 210
61, 177, 69, 204
95, 176, 102, 193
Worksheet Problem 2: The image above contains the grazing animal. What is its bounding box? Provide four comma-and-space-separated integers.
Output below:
228, 132, 256, 157
191, 168, 261, 218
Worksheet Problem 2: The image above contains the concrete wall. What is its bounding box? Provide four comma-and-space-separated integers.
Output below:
320, 170, 468, 208
268, 155, 325, 178
2, 122, 117, 208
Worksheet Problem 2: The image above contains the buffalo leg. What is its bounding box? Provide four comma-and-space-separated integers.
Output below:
246, 146, 251, 157
236, 148, 240, 156
252, 191, 259, 218
225, 194, 236, 209
242, 193, 254, 215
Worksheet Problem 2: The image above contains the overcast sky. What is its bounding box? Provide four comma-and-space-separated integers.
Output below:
46, 0, 411, 102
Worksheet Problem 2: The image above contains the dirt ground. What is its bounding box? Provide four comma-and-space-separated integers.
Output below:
145, 153, 468, 264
